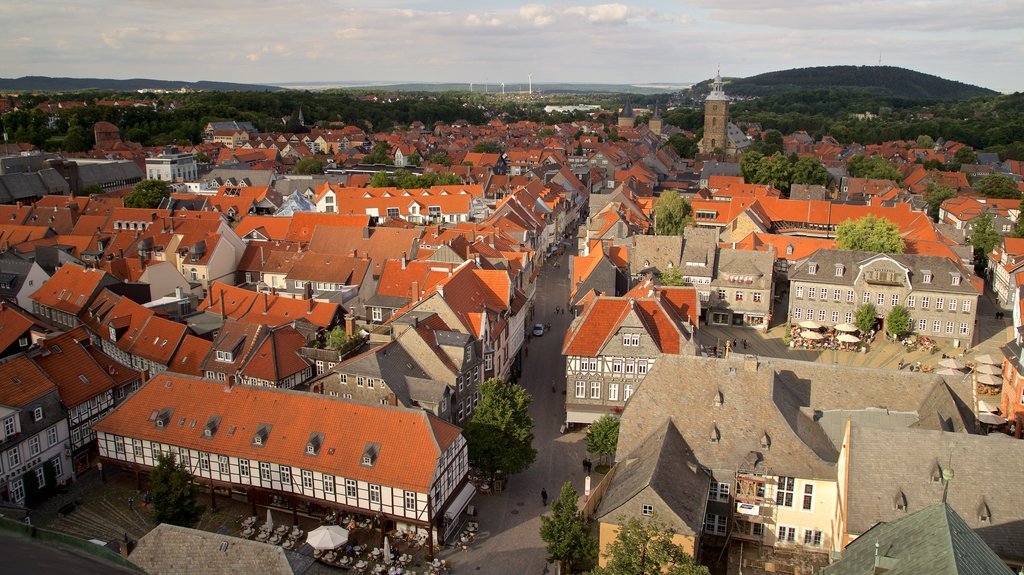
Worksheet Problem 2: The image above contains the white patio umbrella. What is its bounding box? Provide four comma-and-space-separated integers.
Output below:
974, 363, 1001, 376
934, 368, 961, 376
938, 358, 966, 370
978, 412, 1007, 425
383, 536, 392, 564
837, 333, 860, 343
973, 353, 999, 365
798, 320, 822, 330
834, 323, 859, 333
265, 508, 274, 530
306, 525, 350, 550
801, 330, 825, 340
976, 373, 1002, 386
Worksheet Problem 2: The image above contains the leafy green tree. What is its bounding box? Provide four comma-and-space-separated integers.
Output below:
835, 215, 905, 253
665, 133, 698, 158
970, 213, 1001, 274
590, 515, 709, 575
974, 174, 1021, 199
62, 124, 92, 152
150, 452, 201, 527
654, 190, 692, 236
326, 326, 351, 350
472, 141, 502, 154
293, 157, 323, 175
847, 155, 902, 183
540, 482, 599, 573
585, 414, 619, 466
124, 179, 170, 209
370, 171, 393, 188
75, 183, 104, 197
915, 134, 935, 148
364, 142, 393, 165
791, 156, 830, 186
741, 151, 794, 191
954, 147, 978, 166
854, 303, 878, 335
429, 151, 452, 166
748, 129, 783, 156
407, 152, 421, 167
924, 183, 957, 222
464, 378, 537, 480
194, 152, 211, 164
886, 305, 912, 338
658, 266, 687, 287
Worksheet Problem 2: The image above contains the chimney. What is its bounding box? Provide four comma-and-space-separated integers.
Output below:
219, 290, 226, 319
263, 292, 269, 313
388, 393, 398, 406
226, 374, 235, 391
401, 252, 407, 269
411, 281, 420, 301
307, 297, 315, 314
174, 286, 184, 299
345, 315, 355, 335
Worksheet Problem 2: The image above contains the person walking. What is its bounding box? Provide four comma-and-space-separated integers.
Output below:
128, 496, 134, 510
541, 488, 548, 506
584, 458, 592, 474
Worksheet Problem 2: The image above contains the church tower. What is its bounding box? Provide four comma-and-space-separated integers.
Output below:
698, 71, 730, 156
649, 102, 663, 136
617, 100, 635, 129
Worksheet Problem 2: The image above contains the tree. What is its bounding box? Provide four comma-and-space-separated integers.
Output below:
293, 157, 323, 175
150, 452, 201, 527
954, 147, 978, 166
970, 212, 1001, 274
658, 266, 686, 287
886, 305, 912, 339
62, 124, 92, 152
847, 155, 902, 183
585, 414, 619, 466
124, 179, 170, 209
75, 183, 104, 197
590, 515, 709, 575
428, 151, 452, 166
975, 173, 1021, 199
835, 215, 905, 253
741, 151, 794, 191
915, 134, 935, 149
472, 141, 502, 154
665, 133, 698, 159
464, 378, 537, 479
924, 183, 957, 222
364, 142, 393, 165
370, 171, 392, 188
326, 326, 351, 350
654, 190, 692, 236
539, 482, 599, 573
790, 156, 830, 187
854, 303, 878, 335
407, 152, 421, 167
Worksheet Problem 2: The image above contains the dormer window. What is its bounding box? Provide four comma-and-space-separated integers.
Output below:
252, 424, 271, 447
361, 442, 380, 467
894, 489, 907, 511
834, 264, 844, 277
786, 244, 794, 256
807, 263, 818, 275
203, 416, 220, 439
978, 500, 991, 523
760, 432, 771, 450
710, 423, 720, 443
305, 432, 323, 456
216, 350, 234, 362
922, 270, 932, 284
951, 273, 961, 286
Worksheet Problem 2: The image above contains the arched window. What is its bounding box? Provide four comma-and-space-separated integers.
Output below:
190, 268, 198, 281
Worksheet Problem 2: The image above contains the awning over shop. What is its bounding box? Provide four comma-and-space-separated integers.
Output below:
443, 482, 476, 521
566, 409, 610, 425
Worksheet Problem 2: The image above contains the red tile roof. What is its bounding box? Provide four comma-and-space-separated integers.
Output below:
0, 355, 57, 407
34, 327, 126, 407
29, 263, 113, 314
93, 374, 462, 492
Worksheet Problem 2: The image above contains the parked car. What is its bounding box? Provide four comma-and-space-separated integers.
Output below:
533, 323, 545, 336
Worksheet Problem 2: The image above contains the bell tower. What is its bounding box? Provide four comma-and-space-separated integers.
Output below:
699, 70, 730, 156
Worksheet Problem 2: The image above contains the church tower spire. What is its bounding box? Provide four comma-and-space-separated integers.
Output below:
698, 69, 731, 157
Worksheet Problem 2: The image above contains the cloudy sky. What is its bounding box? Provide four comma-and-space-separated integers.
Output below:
1, 1, 1021, 93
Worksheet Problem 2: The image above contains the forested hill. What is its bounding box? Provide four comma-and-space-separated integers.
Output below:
707, 66, 997, 100
0, 76, 281, 92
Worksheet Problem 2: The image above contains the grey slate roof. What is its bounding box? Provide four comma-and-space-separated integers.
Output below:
596, 420, 710, 537
713, 248, 773, 289
790, 249, 978, 295
699, 161, 741, 181
205, 168, 275, 187
617, 355, 973, 482
843, 425, 1024, 563
77, 161, 144, 187
0, 170, 67, 202
629, 235, 683, 277
129, 523, 313, 575
822, 503, 1013, 575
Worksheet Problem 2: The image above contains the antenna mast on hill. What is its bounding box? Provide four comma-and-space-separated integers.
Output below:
501, 82, 505, 95
528, 73, 533, 95
878, 52, 882, 66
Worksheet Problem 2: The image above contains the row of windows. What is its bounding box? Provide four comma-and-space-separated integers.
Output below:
114, 441, 420, 512
574, 358, 650, 375
717, 290, 764, 303
778, 525, 823, 547
574, 381, 634, 401
791, 307, 972, 335
795, 287, 972, 313
4, 426, 60, 472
